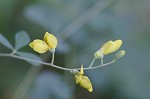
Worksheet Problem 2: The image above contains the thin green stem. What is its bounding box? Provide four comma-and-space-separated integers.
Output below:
9, 54, 72, 71
51, 52, 55, 65
84, 59, 116, 70
0, 53, 115, 71
89, 58, 95, 68
100, 57, 103, 65
11, 50, 17, 55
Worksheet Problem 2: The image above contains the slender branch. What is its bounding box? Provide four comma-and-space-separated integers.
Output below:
84, 59, 116, 70
99, 49, 104, 65
9, 54, 72, 71
0, 53, 115, 71
51, 52, 55, 64
100, 57, 104, 65
89, 58, 95, 68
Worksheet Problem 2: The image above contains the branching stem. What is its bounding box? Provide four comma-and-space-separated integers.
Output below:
89, 58, 96, 68
0, 53, 115, 72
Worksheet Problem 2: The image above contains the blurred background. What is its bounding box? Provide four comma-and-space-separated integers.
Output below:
0, 0, 150, 99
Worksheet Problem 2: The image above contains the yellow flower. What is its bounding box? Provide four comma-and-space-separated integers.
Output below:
74, 65, 93, 92
29, 39, 49, 53
29, 32, 57, 53
102, 40, 122, 55
94, 40, 122, 58
44, 32, 58, 49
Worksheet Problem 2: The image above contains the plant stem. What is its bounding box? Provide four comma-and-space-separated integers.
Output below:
101, 57, 104, 65
84, 59, 116, 70
51, 52, 55, 65
0, 53, 115, 71
89, 58, 95, 68
9, 54, 72, 71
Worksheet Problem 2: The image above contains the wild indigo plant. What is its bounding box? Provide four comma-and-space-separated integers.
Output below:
0, 31, 125, 92
29, 32, 125, 92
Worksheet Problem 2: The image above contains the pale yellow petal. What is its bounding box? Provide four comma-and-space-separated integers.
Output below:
113, 40, 122, 52
101, 41, 113, 55
44, 32, 49, 41
44, 32, 58, 49
75, 78, 80, 84
29, 39, 49, 53
79, 76, 93, 92
74, 73, 81, 84
101, 40, 122, 55
88, 87, 93, 92
29, 42, 33, 48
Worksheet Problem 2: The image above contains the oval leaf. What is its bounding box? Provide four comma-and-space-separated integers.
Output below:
15, 31, 30, 50
0, 34, 13, 49
17, 51, 42, 66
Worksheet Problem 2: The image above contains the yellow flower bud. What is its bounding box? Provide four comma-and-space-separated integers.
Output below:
74, 73, 81, 84
74, 66, 93, 92
114, 50, 125, 60
112, 40, 122, 53
44, 32, 58, 49
29, 39, 49, 53
101, 40, 122, 55
78, 76, 93, 92
94, 50, 102, 59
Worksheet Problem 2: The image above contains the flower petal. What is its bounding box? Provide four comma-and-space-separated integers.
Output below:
101, 40, 122, 55
29, 39, 49, 53
44, 32, 58, 49
113, 40, 122, 52
79, 76, 93, 92
101, 40, 113, 55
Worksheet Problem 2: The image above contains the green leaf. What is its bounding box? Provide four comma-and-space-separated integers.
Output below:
15, 31, 30, 50
0, 34, 13, 49
17, 51, 42, 66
